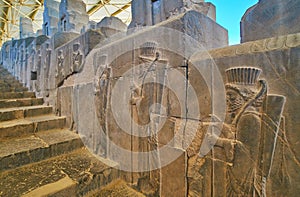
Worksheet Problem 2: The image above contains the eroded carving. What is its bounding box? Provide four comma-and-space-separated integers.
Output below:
71, 43, 83, 73
56, 49, 65, 79
207, 67, 286, 196
93, 53, 110, 157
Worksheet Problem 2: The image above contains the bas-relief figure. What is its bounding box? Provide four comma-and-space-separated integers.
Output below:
71, 43, 83, 73
90, 39, 290, 197
93, 53, 110, 157
56, 49, 65, 79
1, 0, 299, 196
133, 42, 164, 196
191, 67, 286, 196
92, 41, 167, 195
55, 42, 85, 87
35, 49, 42, 92
44, 43, 52, 89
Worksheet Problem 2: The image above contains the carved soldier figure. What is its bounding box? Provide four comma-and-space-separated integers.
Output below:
71, 43, 83, 73
93, 54, 110, 157
56, 49, 64, 78
44, 43, 51, 70
208, 67, 285, 196
224, 67, 267, 196
35, 49, 42, 92
130, 42, 165, 195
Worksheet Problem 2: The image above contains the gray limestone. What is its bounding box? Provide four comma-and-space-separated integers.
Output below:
19, 17, 35, 39
58, 0, 89, 33
1, 0, 300, 196
129, 0, 216, 28
241, 0, 300, 42
97, 17, 127, 37
43, 0, 61, 36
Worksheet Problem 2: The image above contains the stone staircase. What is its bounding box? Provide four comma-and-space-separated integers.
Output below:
0, 65, 119, 196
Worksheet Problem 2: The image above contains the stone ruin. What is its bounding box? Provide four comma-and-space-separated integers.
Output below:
58, 0, 89, 33
19, 17, 35, 39
43, 0, 61, 36
0, 0, 300, 196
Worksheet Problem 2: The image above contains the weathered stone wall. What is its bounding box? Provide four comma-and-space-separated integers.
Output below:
241, 0, 300, 42
65, 13, 225, 195
129, 0, 216, 28
189, 32, 300, 196
43, 0, 61, 36
3, 0, 299, 196
25, 35, 49, 92
0, 13, 128, 120
161, 10, 228, 49
58, 0, 89, 33
19, 18, 35, 39
64, 29, 300, 196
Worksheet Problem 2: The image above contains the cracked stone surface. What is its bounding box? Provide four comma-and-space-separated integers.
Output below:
0, 0, 300, 196
0, 148, 118, 197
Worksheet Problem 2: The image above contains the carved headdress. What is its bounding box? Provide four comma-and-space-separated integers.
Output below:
139, 41, 159, 60
225, 67, 267, 113
226, 67, 262, 86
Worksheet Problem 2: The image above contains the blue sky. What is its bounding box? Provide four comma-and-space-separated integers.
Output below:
207, 0, 258, 45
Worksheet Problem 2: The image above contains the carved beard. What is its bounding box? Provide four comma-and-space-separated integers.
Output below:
226, 89, 245, 114
226, 83, 265, 110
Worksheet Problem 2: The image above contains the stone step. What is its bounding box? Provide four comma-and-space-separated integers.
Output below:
0, 129, 84, 171
0, 97, 43, 108
86, 179, 145, 197
0, 91, 35, 99
0, 78, 23, 83
0, 83, 24, 88
0, 76, 16, 81
0, 115, 66, 139
0, 148, 119, 196
0, 105, 53, 122
0, 86, 25, 91
0, 86, 28, 92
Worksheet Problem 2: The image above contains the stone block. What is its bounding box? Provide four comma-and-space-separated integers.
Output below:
160, 147, 187, 197
190, 34, 300, 196
57, 86, 73, 128
129, 0, 152, 28
43, 0, 60, 36
33, 115, 66, 131
58, 0, 89, 33
54, 30, 104, 87
129, 0, 216, 28
130, 10, 228, 50
241, 0, 300, 42
19, 17, 35, 39
97, 17, 127, 37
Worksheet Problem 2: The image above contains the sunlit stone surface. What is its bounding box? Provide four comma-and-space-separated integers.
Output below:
0, 0, 299, 196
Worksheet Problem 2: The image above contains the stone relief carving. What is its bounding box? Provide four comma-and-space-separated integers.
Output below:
139, 41, 160, 60
223, 67, 269, 196
93, 41, 165, 194
94, 54, 110, 133
43, 43, 52, 93
44, 43, 51, 70
55, 43, 84, 87
204, 32, 300, 60
36, 49, 42, 92
71, 43, 83, 73
131, 42, 166, 195
191, 67, 287, 196
56, 49, 65, 79
30, 49, 37, 81
184, 67, 287, 196
93, 53, 110, 157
